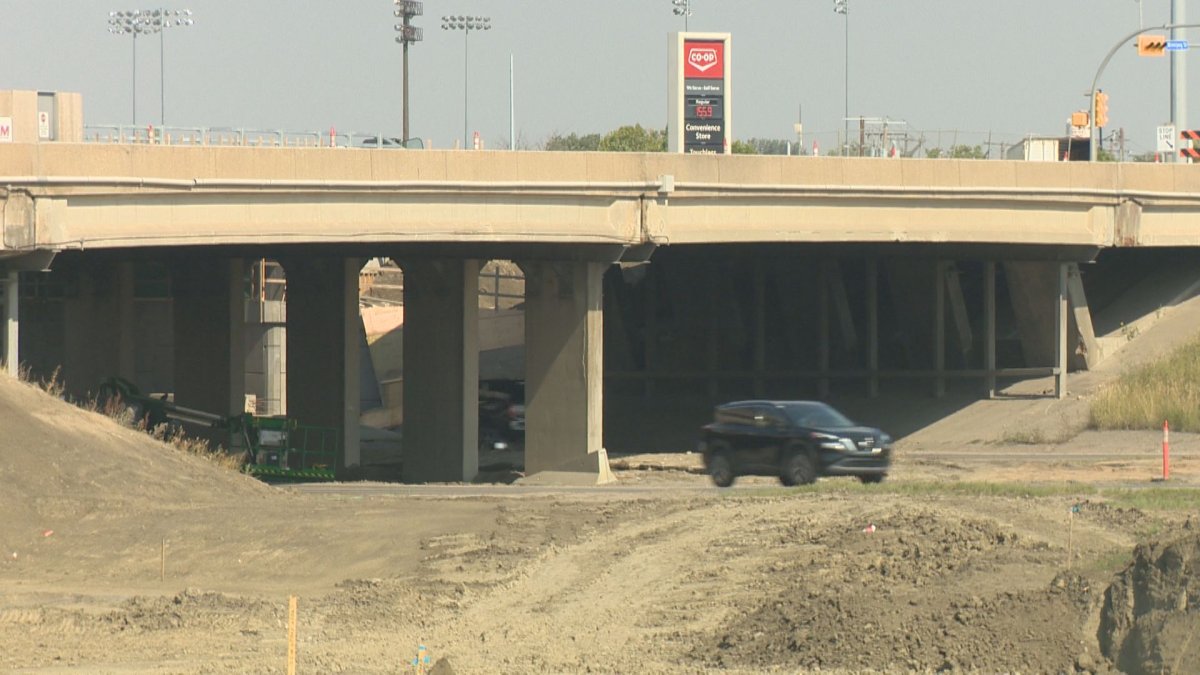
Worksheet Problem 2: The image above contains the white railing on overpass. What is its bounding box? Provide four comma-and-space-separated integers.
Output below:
83, 125, 426, 150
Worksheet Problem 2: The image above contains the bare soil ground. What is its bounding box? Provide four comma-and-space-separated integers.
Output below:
2, 370, 1199, 674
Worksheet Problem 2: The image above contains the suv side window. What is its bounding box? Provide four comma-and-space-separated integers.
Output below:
715, 405, 754, 427
755, 406, 789, 429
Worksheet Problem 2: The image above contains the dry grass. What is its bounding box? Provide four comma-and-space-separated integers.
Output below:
20, 364, 66, 399
145, 421, 245, 472
19, 364, 245, 473
1089, 337, 1200, 431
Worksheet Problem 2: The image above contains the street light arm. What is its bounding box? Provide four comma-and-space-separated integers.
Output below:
1089, 22, 1200, 160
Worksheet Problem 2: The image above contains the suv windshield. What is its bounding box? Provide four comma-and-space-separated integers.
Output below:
781, 402, 855, 429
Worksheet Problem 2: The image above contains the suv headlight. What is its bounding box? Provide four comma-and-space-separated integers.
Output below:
811, 431, 847, 451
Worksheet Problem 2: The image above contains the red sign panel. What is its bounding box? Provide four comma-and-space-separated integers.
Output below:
684, 40, 724, 79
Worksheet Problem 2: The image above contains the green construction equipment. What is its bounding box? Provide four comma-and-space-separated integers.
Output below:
98, 376, 337, 482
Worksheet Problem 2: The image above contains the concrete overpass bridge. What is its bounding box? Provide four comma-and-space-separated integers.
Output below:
3, 141, 1200, 483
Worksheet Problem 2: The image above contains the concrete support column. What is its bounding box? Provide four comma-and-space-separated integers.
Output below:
984, 261, 996, 398
1005, 260, 1077, 398
3, 272, 17, 376
522, 259, 613, 483
284, 257, 361, 477
705, 264, 719, 399
753, 262, 766, 398
400, 258, 480, 483
173, 258, 246, 422
60, 260, 136, 397
934, 261, 947, 398
1056, 262, 1068, 399
866, 259, 879, 399
117, 261, 137, 381
1067, 264, 1101, 370
643, 269, 657, 397
818, 262, 830, 399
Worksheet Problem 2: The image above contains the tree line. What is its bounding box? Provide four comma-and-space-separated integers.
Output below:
539, 125, 1143, 161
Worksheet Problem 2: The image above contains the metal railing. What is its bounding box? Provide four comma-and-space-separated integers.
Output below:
83, 124, 426, 149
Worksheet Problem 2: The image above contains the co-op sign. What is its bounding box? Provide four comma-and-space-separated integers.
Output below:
668, 32, 732, 154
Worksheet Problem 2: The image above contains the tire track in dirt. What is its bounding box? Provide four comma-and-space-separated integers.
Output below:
426, 496, 773, 673
425, 495, 908, 673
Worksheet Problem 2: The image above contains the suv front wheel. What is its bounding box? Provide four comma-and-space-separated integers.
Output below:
708, 444, 736, 488
780, 450, 816, 486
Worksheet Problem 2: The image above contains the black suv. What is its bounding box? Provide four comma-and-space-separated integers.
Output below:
698, 400, 891, 487
478, 379, 525, 451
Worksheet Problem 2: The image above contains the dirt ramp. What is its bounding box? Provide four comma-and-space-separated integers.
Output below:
0, 374, 268, 550
1099, 526, 1200, 674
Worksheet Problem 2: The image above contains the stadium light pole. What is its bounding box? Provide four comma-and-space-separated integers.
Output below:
149, 9, 194, 127
834, 0, 848, 155
109, 10, 162, 126
672, 0, 693, 31
441, 15, 491, 150
394, 1, 424, 144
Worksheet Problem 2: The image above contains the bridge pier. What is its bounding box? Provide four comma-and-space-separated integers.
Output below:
399, 258, 481, 483
1004, 261, 1072, 399
521, 259, 613, 484
63, 259, 136, 397
172, 257, 246, 441
3, 271, 16, 377
282, 256, 362, 478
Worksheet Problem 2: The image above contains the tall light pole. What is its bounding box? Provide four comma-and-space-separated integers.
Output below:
441, 15, 491, 150
394, 1, 424, 144
149, 9, 193, 127
672, 0, 693, 31
1171, 0, 1186, 153
109, 10, 161, 126
834, 0, 848, 155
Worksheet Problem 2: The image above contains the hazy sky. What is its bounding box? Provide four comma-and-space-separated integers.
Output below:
0, 1, 1193, 155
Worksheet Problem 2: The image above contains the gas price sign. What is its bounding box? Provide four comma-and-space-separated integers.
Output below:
669, 33, 732, 154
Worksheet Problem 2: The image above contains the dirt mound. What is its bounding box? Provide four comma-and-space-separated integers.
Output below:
689, 507, 1096, 673
1099, 524, 1200, 674
0, 373, 269, 554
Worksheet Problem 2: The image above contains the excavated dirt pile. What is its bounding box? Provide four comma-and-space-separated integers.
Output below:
685, 507, 1097, 673
1099, 524, 1200, 674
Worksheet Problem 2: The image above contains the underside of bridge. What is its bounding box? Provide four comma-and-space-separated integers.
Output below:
3, 245, 619, 484
5, 244, 1200, 481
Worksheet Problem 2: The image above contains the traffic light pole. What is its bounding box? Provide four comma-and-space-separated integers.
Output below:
1090, 22, 1200, 161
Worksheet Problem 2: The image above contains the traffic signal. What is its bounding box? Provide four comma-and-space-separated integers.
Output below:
1138, 35, 1167, 56
1094, 91, 1109, 128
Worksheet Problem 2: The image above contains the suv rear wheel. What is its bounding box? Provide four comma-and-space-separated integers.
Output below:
859, 474, 885, 484
708, 447, 735, 488
781, 451, 816, 486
